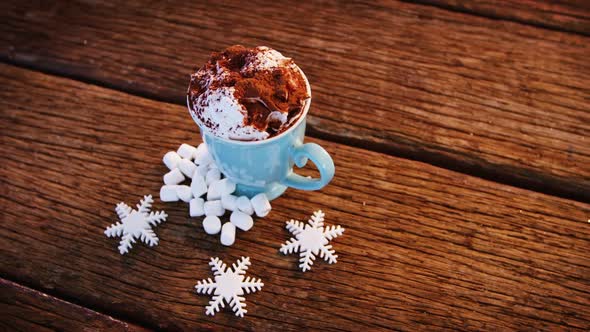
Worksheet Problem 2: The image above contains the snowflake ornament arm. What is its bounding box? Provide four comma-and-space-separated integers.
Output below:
279, 219, 306, 255
299, 248, 316, 272
194, 257, 263, 317
280, 210, 345, 272
136, 195, 153, 213
230, 295, 247, 317
279, 237, 300, 255
206, 295, 225, 316
323, 224, 344, 240
209, 257, 227, 276
104, 222, 125, 237
195, 278, 217, 294
241, 276, 264, 294
118, 233, 136, 255
139, 228, 159, 247
104, 195, 167, 255
232, 256, 250, 275
319, 244, 338, 264
115, 202, 132, 219
145, 211, 167, 227
308, 210, 325, 227
285, 219, 306, 235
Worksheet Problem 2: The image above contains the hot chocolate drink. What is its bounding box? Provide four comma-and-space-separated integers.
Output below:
187, 45, 310, 141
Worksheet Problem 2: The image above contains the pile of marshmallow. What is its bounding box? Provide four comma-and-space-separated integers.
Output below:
159, 143, 271, 246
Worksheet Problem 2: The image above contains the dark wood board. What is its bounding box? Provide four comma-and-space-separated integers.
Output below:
0, 0, 588, 201
1, 64, 589, 331
411, 0, 590, 35
0, 278, 150, 332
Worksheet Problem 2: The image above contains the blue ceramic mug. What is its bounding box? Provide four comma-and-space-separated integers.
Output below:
187, 69, 335, 200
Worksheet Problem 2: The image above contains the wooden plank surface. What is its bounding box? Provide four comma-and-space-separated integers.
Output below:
2, 64, 590, 331
413, 0, 590, 35
1, 0, 589, 201
0, 278, 149, 332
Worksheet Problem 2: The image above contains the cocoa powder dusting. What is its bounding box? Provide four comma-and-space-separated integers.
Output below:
187, 45, 310, 139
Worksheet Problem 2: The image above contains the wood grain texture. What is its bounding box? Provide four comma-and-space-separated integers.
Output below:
0, 0, 589, 201
2, 64, 590, 331
0, 278, 149, 332
411, 0, 590, 35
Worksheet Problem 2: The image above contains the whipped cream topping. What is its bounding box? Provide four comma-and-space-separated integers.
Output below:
241, 47, 292, 75
187, 46, 309, 141
195, 87, 269, 141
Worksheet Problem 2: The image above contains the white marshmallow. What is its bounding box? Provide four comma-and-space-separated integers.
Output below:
207, 181, 222, 201
163, 151, 182, 170
190, 175, 208, 198
177, 143, 197, 160
189, 198, 205, 217
251, 193, 271, 217
160, 185, 179, 202
219, 178, 236, 195
220, 222, 236, 246
176, 185, 193, 202
203, 216, 222, 235
179, 159, 197, 178
194, 144, 214, 166
236, 196, 254, 215
221, 194, 238, 211
207, 178, 236, 201
206, 168, 221, 186
230, 211, 253, 231
163, 168, 185, 185
204, 200, 225, 217
194, 164, 209, 178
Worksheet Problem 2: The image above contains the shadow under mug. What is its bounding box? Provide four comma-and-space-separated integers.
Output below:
187, 68, 335, 200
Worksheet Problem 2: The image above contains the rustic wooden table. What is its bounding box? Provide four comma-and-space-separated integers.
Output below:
1, 1, 589, 331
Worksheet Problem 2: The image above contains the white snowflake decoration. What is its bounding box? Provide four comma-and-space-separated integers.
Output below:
195, 257, 264, 317
280, 210, 344, 272
104, 195, 168, 255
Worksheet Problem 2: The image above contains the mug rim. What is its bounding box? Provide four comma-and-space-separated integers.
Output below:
187, 65, 312, 146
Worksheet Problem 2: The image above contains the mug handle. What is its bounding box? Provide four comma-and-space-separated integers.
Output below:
282, 143, 335, 190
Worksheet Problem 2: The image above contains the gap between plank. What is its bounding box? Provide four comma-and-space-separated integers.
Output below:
1, 57, 587, 204
400, 0, 590, 37
1, 274, 161, 332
